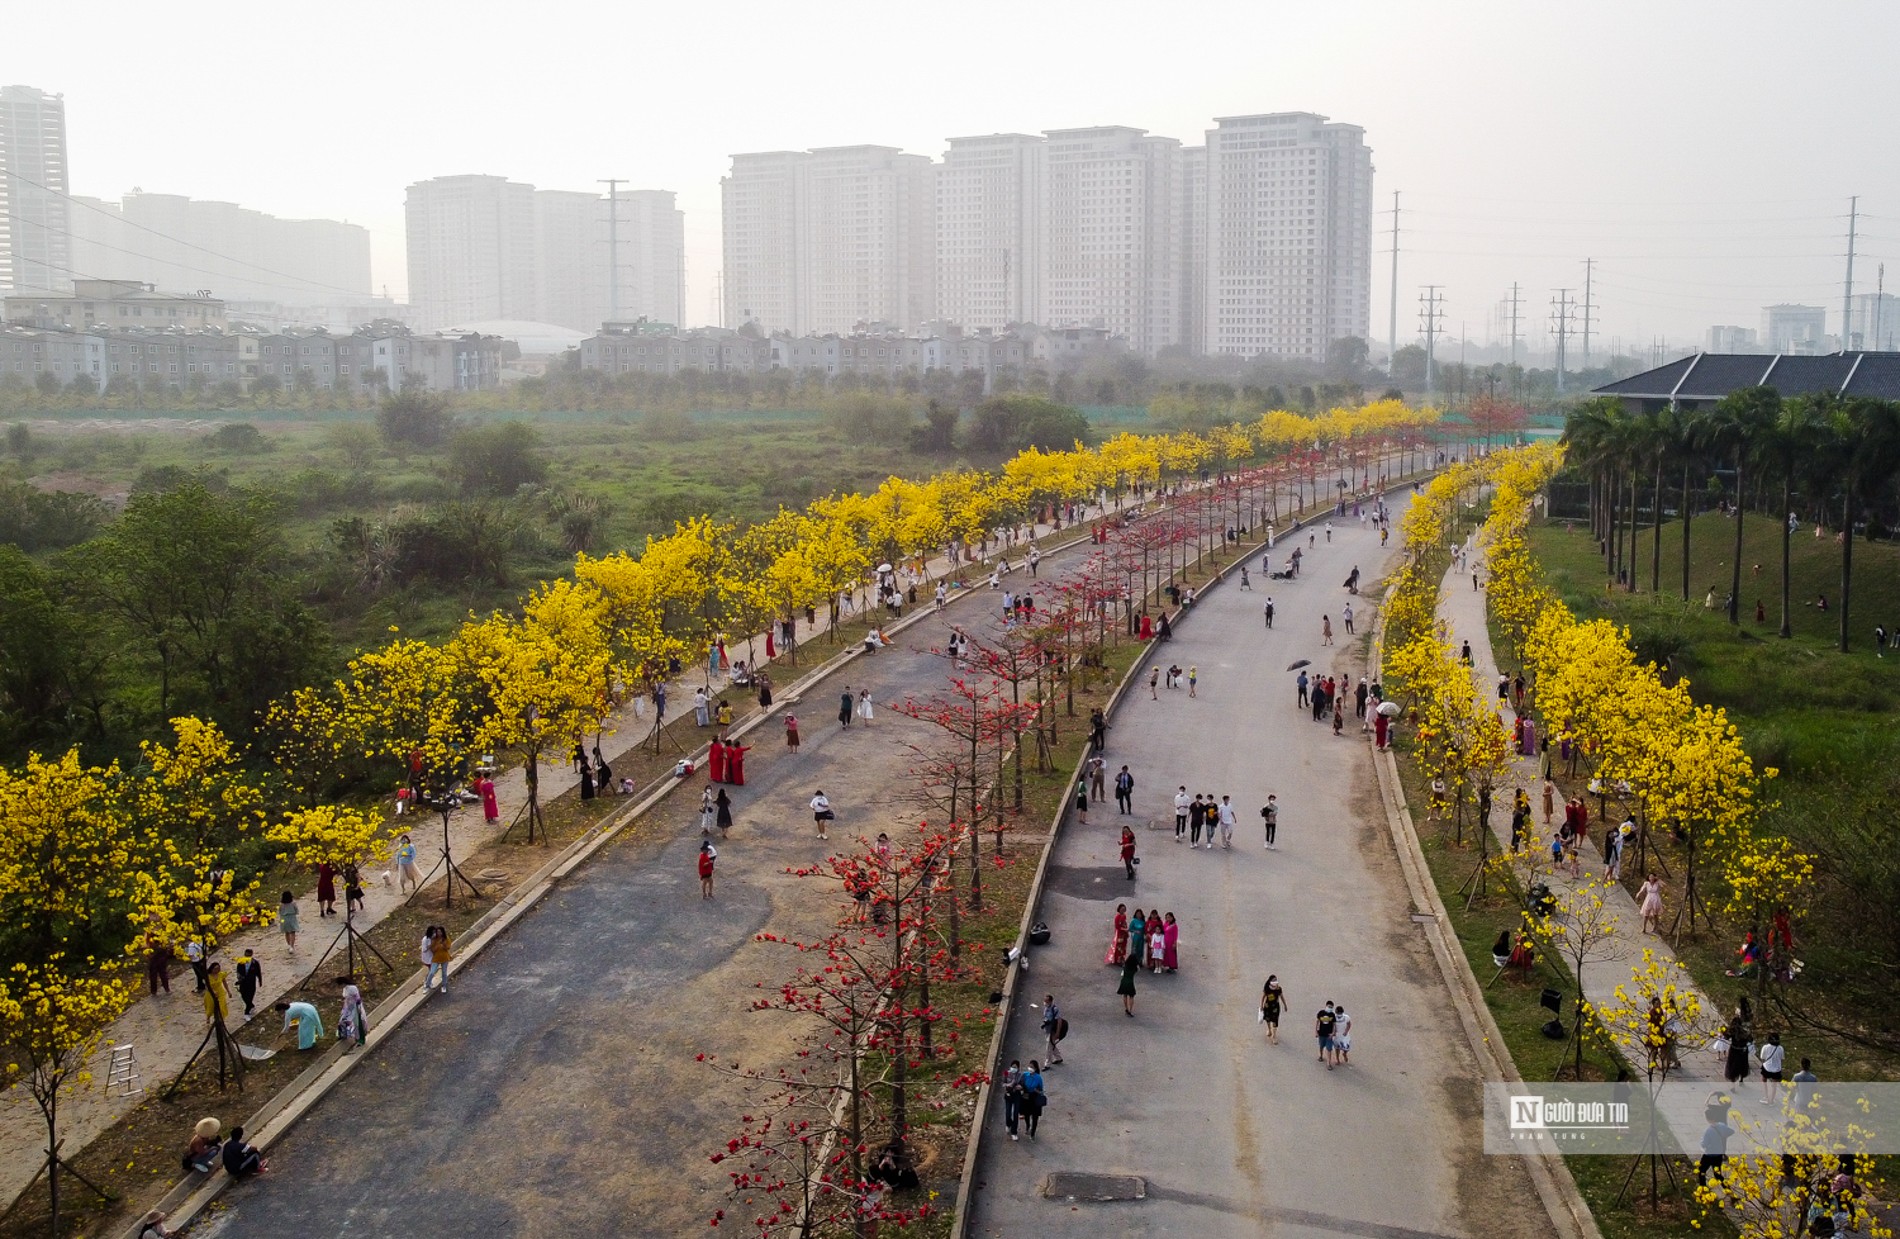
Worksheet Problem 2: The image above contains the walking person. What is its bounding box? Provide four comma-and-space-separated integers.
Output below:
1333, 1003, 1353, 1066
714, 788, 734, 839
1118, 953, 1140, 1016
1261, 794, 1279, 849
278, 890, 300, 951
1758, 1032, 1786, 1105
857, 688, 875, 726
234, 949, 263, 1019
784, 712, 800, 752
1605, 821, 1629, 882
694, 687, 710, 728
811, 790, 835, 841
1189, 794, 1207, 848
1020, 1061, 1047, 1139
1639, 873, 1665, 934
1260, 976, 1285, 1044
1296, 670, 1309, 708
396, 833, 421, 894
1115, 766, 1134, 814
1149, 666, 1160, 699
1316, 1002, 1339, 1069
1542, 778, 1556, 827
1002, 1060, 1024, 1140
1087, 754, 1108, 802
1342, 603, 1355, 636
1040, 995, 1066, 1065
1217, 795, 1237, 849
421, 925, 451, 995
1174, 786, 1190, 842
1075, 781, 1090, 826
316, 862, 337, 918
699, 786, 717, 835
698, 840, 717, 899
1321, 615, 1334, 646
839, 688, 855, 729
1120, 823, 1137, 879
1264, 597, 1275, 628
1187, 666, 1198, 697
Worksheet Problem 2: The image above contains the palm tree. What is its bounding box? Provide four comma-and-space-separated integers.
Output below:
1757, 398, 1825, 638
1691, 388, 1780, 625
1820, 397, 1900, 652
1563, 398, 1623, 573
1657, 403, 1701, 601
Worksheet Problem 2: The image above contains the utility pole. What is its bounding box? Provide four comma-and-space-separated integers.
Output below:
1877, 263, 1887, 351
1580, 258, 1595, 371
1387, 191, 1400, 380
1550, 289, 1574, 394
599, 178, 625, 322
1842, 195, 1859, 350
1418, 285, 1445, 401
1507, 281, 1522, 392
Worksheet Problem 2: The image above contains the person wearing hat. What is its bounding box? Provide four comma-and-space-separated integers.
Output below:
140, 1211, 181, 1237
182, 1117, 222, 1173
1605, 820, 1633, 882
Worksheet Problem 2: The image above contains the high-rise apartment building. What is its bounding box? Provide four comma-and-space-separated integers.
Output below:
65, 190, 371, 305
617, 189, 685, 328
722, 152, 804, 332
1761, 304, 1828, 355
1040, 126, 1180, 354
405, 174, 536, 328
1844, 291, 1900, 352
1177, 146, 1207, 355
796, 146, 934, 335
0, 85, 72, 294
936, 134, 1044, 331
722, 149, 932, 335
533, 189, 605, 331
720, 111, 1372, 357
531, 188, 685, 331
1203, 113, 1373, 360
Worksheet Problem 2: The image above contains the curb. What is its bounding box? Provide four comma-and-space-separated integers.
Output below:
126, 510, 1117, 1237
1365, 593, 1602, 1239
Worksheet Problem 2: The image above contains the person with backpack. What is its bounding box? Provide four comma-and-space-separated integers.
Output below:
1019, 1061, 1047, 1140
1040, 994, 1066, 1065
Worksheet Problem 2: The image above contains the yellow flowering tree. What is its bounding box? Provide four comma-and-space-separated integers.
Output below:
0, 750, 140, 1233
267, 804, 392, 978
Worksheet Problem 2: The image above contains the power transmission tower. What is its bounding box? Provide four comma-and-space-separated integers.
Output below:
1507, 282, 1523, 393
1386, 191, 1401, 378
1843, 195, 1859, 350
1418, 285, 1445, 401
1580, 258, 1595, 370
1877, 262, 1887, 351
1550, 290, 1575, 394
599, 178, 625, 322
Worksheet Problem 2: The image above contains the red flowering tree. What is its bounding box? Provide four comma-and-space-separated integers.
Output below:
708, 826, 986, 1235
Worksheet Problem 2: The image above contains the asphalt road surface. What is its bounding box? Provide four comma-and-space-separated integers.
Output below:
964, 500, 1556, 1239
206, 531, 1116, 1237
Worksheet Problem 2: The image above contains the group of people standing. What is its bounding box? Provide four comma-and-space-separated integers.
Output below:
1105, 904, 1181, 1015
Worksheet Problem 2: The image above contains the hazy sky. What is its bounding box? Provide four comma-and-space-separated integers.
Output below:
15, 0, 1900, 356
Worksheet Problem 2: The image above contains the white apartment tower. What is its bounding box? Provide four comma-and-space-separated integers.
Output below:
1203, 113, 1373, 359
1178, 146, 1207, 354
722, 152, 803, 332
0, 85, 72, 294
936, 134, 1043, 331
532, 189, 605, 331
796, 146, 934, 335
405, 174, 537, 328
1039, 127, 1179, 354
617, 189, 685, 327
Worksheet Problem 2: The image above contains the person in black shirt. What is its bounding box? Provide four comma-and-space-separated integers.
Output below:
222, 1125, 267, 1177
1316, 1003, 1339, 1070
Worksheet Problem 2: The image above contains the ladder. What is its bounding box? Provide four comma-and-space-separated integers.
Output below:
104, 1044, 142, 1097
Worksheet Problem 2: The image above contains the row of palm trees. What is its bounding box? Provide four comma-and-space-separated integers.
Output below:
1563, 390, 1900, 652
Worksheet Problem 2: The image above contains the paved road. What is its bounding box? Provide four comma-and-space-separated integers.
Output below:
965, 500, 1555, 1239
206, 531, 1121, 1237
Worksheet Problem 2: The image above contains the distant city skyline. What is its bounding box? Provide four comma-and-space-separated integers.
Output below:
7, 1, 1899, 355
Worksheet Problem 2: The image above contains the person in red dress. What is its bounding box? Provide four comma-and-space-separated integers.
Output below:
478, 775, 499, 825
316, 863, 337, 917
726, 741, 749, 786
708, 740, 727, 783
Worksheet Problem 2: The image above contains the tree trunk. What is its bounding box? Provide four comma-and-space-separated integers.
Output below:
1606, 469, 1620, 579
46, 1100, 59, 1239
1779, 475, 1794, 638
1651, 457, 1664, 594
1681, 464, 1693, 601
1727, 452, 1744, 625
1840, 491, 1855, 653
1626, 474, 1640, 592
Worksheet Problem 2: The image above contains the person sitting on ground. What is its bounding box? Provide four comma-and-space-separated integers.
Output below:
182, 1116, 222, 1173
862, 627, 891, 653
221, 1124, 268, 1177
1491, 930, 1512, 967
1727, 930, 1764, 978
138, 1211, 181, 1238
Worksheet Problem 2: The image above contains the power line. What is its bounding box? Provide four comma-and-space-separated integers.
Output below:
1581, 258, 1596, 370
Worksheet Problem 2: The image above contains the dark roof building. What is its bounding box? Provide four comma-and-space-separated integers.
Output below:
1593, 351, 1900, 412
